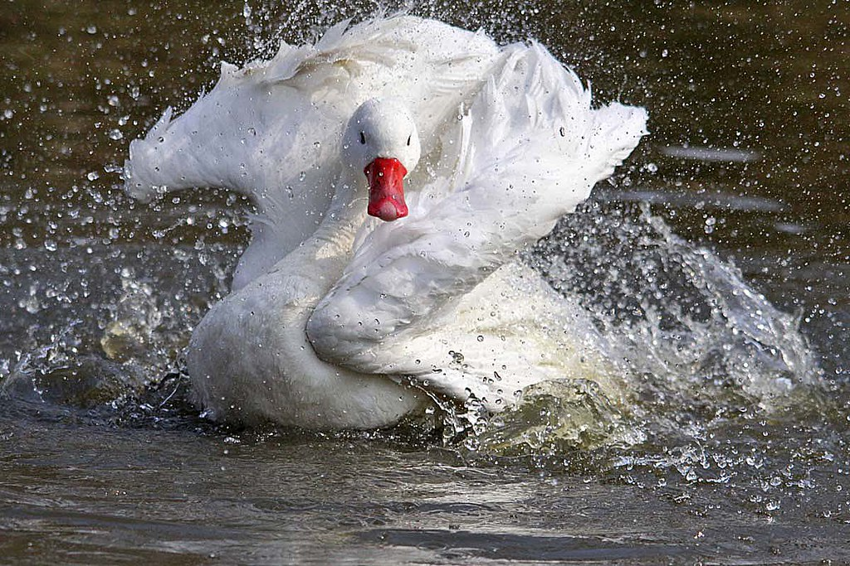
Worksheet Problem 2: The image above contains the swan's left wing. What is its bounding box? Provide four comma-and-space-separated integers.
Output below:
125, 15, 500, 289
125, 15, 499, 207
308, 42, 647, 406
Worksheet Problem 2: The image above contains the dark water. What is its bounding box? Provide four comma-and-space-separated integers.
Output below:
1, 1, 848, 564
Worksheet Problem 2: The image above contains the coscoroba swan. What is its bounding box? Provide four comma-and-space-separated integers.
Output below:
124, 15, 648, 429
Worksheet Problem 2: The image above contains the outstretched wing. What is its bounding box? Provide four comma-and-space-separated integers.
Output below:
307, 42, 648, 403
124, 15, 500, 288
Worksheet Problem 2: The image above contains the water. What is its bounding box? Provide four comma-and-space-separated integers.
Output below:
1, 1, 848, 563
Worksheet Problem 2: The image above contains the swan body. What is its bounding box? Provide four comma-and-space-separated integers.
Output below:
125, 15, 648, 429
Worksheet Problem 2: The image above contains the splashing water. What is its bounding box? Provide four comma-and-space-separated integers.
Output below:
134, 2, 826, 457
0, 0, 827, 460
0, 243, 236, 423
539, 202, 820, 404
421, 201, 824, 460
1, 191, 824, 446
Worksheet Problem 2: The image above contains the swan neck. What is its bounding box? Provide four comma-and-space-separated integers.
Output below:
262, 168, 366, 305
278, 169, 366, 300
312, 173, 367, 250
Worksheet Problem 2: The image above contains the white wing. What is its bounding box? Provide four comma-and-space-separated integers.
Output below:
124, 15, 501, 288
308, 42, 648, 405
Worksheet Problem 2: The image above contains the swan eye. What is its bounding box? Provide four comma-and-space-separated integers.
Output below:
559, 126, 566, 137
407, 134, 412, 146
359, 131, 366, 145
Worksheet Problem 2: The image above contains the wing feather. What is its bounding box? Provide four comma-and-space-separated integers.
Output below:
125, 15, 501, 288
308, 42, 648, 401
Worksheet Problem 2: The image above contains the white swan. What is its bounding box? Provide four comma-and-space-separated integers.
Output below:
124, 15, 648, 429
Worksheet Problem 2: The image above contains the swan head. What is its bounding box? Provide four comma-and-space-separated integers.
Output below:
341, 98, 421, 221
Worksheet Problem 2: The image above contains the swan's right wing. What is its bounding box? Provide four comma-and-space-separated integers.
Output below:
308, 42, 648, 406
